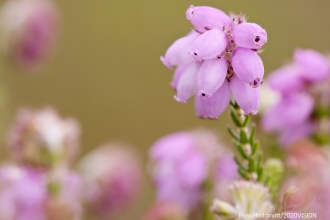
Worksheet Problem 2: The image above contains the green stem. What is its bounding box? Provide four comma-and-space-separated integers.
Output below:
228, 101, 265, 183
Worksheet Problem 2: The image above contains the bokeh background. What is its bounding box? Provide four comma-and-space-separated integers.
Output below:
0, 0, 330, 219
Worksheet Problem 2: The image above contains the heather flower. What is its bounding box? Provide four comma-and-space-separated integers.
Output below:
7, 107, 80, 168
0, 165, 47, 220
161, 5, 267, 118
262, 49, 330, 146
149, 132, 207, 210
78, 144, 142, 216
0, 0, 59, 71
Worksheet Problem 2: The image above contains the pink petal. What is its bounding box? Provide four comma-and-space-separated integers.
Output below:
197, 57, 227, 97
194, 80, 231, 119
267, 64, 305, 95
149, 132, 195, 161
261, 93, 314, 132
233, 22, 267, 49
279, 122, 316, 147
186, 5, 232, 33
190, 28, 227, 62
160, 31, 200, 70
171, 63, 189, 90
178, 151, 207, 188
294, 49, 330, 82
230, 75, 260, 115
232, 47, 264, 88
174, 62, 200, 103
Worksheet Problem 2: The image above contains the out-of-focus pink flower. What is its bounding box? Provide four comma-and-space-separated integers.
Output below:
78, 144, 142, 216
0, 165, 47, 220
0, 0, 59, 71
262, 93, 314, 132
7, 107, 80, 168
149, 132, 207, 210
143, 202, 187, 220
161, 5, 267, 118
262, 49, 330, 146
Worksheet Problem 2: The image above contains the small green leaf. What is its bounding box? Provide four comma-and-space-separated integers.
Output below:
240, 130, 248, 144
238, 168, 250, 180
242, 116, 251, 127
257, 168, 264, 182
249, 126, 255, 143
248, 157, 255, 172
252, 142, 259, 156
227, 127, 240, 142
230, 111, 242, 127
237, 144, 249, 160
234, 157, 247, 171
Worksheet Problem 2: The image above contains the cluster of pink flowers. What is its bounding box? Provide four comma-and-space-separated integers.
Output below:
161, 5, 267, 118
262, 49, 330, 146
147, 130, 238, 218
0, 107, 143, 220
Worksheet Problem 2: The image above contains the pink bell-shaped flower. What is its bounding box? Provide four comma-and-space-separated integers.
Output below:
233, 22, 267, 49
186, 5, 232, 33
232, 47, 264, 88
197, 57, 227, 97
190, 28, 227, 62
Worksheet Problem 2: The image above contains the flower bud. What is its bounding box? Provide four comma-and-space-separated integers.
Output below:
232, 47, 264, 87
233, 22, 267, 49
190, 28, 227, 62
186, 5, 232, 33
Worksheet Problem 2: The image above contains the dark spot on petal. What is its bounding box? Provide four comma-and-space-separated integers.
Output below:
204, 27, 211, 30
194, 53, 197, 56
202, 93, 205, 97
255, 36, 260, 42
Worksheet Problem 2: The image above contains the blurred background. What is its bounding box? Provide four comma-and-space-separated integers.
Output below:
0, 0, 329, 219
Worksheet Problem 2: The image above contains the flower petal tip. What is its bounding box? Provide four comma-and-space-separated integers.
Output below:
186, 5, 194, 20
245, 110, 258, 116
160, 56, 172, 70
198, 90, 212, 98
189, 50, 203, 62
196, 115, 219, 120
249, 78, 263, 88
174, 95, 188, 104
